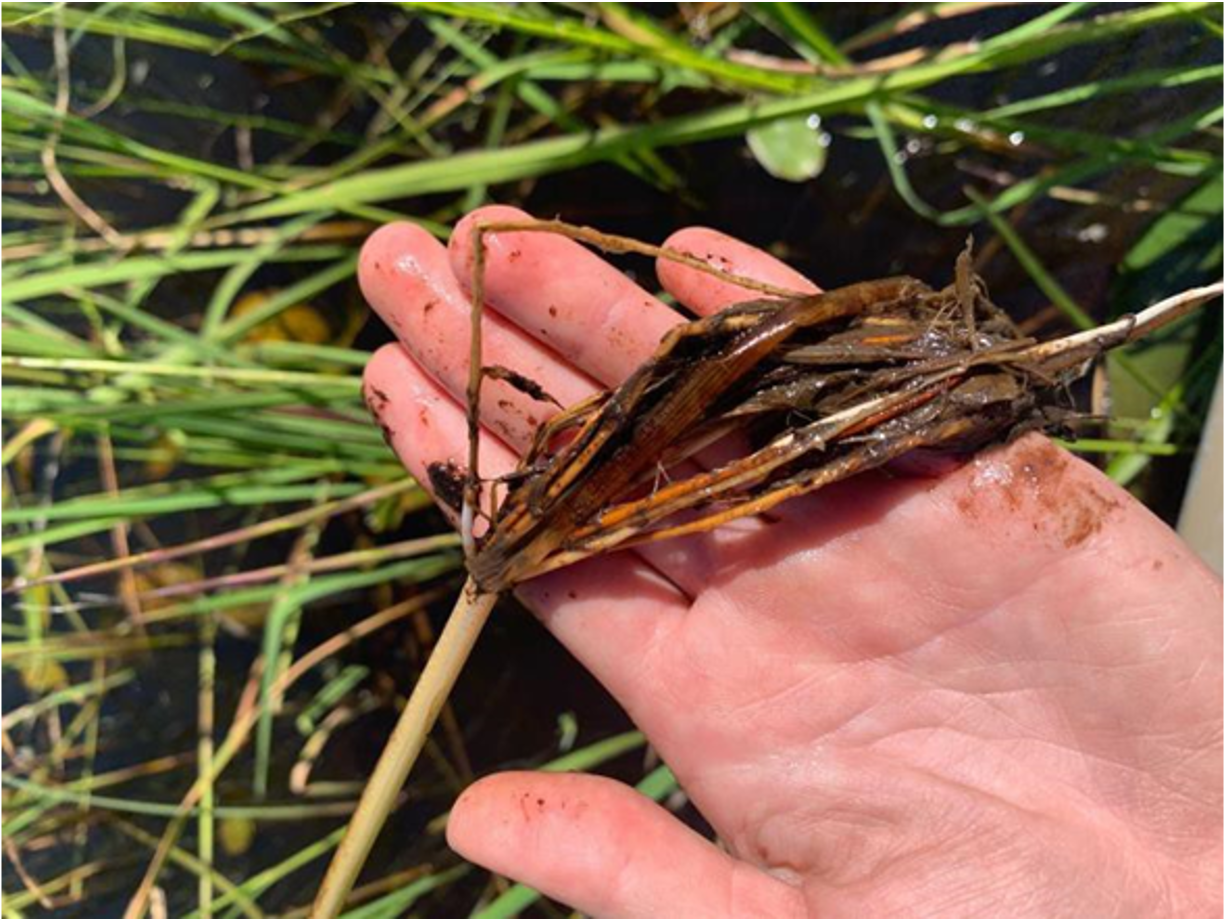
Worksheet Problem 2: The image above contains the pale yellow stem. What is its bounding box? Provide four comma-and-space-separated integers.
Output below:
311, 580, 497, 918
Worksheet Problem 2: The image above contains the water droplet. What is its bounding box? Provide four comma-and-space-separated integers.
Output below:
197, 73, 214, 90
954, 117, 976, 133
1039, 61, 1059, 77
1008, 131, 1025, 146
806, 113, 822, 130
817, 131, 832, 148
922, 114, 938, 130
131, 59, 150, 84
893, 150, 908, 165
905, 138, 923, 155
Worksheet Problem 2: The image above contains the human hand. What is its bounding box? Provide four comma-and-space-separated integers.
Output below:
360, 206, 1222, 918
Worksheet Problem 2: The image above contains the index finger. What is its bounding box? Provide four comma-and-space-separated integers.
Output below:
449, 205, 683, 387
658, 226, 820, 314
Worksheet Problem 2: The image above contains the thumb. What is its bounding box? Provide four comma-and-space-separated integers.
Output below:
446, 771, 802, 918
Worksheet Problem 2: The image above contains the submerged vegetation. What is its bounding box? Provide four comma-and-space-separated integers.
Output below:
2, 3, 1221, 917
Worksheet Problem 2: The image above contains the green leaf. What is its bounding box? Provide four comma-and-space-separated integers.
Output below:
746, 115, 829, 182
1106, 173, 1224, 486
341, 865, 468, 919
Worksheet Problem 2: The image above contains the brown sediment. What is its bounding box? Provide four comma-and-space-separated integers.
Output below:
1012, 441, 1120, 547
484, 365, 562, 406
999, 438, 1069, 513
427, 460, 466, 512
1058, 487, 1121, 548
958, 439, 1120, 547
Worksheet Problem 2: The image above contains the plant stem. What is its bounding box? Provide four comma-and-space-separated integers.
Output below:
311, 579, 497, 918
1016, 280, 1224, 372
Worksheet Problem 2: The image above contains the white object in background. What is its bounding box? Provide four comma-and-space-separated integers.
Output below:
1178, 369, 1223, 576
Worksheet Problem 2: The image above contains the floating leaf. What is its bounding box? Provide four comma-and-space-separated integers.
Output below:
746, 115, 829, 182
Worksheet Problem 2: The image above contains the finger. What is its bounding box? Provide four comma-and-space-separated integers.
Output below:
448, 771, 804, 919
364, 344, 688, 688
360, 221, 596, 452
450, 205, 682, 386
364, 342, 518, 524
658, 226, 819, 316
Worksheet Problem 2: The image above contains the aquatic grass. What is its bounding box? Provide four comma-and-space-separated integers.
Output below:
969, 189, 1097, 331
251, 555, 463, 797
109, 818, 263, 920
970, 187, 1220, 484
1, 669, 135, 730
0, 244, 354, 302
337, 864, 469, 919
0, 355, 364, 388
2, 775, 364, 821
1105, 172, 1224, 481
4, 478, 425, 585
0, 4, 400, 84
187, 827, 347, 919
3, 4, 1220, 916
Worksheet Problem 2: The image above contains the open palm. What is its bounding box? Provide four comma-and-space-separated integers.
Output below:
361, 206, 1221, 918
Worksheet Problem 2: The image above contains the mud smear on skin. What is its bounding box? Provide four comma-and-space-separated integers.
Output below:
428, 459, 468, 513
958, 439, 1122, 548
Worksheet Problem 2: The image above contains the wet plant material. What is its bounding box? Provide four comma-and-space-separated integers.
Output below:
459, 223, 1221, 594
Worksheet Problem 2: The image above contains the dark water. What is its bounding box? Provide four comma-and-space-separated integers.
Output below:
4, 5, 1221, 917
